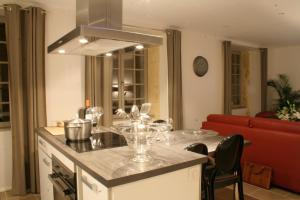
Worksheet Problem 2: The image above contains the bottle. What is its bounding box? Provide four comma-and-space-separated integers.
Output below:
78, 99, 90, 119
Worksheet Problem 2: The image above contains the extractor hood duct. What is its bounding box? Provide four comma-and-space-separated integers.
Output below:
47, 0, 163, 56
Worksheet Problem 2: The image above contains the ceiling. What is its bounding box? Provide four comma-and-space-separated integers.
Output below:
1, 0, 300, 47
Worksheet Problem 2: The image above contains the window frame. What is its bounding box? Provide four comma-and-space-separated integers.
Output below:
0, 16, 11, 128
112, 48, 148, 119
231, 50, 245, 109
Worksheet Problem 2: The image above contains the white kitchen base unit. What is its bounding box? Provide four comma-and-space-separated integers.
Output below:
38, 137, 54, 200
77, 166, 201, 200
37, 128, 207, 200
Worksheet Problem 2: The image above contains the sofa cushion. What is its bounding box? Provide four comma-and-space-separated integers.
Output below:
250, 117, 300, 134
207, 114, 250, 127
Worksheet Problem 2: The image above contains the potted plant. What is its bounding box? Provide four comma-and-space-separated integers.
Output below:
267, 74, 300, 121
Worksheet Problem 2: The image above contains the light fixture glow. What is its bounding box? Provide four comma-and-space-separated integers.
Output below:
135, 45, 144, 50
79, 38, 88, 44
105, 52, 112, 57
58, 49, 65, 54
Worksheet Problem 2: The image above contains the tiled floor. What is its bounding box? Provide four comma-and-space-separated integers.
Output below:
0, 191, 40, 200
242, 183, 300, 200
1, 183, 299, 200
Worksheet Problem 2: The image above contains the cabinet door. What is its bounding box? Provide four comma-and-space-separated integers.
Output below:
38, 148, 53, 200
81, 170, 108, 200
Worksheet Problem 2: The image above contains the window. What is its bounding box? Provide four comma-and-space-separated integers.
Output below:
231, 51, 243, 108
0, 18, 10, 127
112, 47, 148, 116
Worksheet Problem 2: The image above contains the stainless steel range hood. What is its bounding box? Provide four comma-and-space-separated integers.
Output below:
47, 0, 163, 56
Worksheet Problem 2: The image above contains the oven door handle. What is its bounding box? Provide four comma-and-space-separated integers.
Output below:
48, 174, 75, 199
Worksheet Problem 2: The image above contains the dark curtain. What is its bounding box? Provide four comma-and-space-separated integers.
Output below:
166, 29, 183, 130
260, 48, 268, 112
85, 56, 112, 126
223, 41, 232, 114
5, 4, 46, 195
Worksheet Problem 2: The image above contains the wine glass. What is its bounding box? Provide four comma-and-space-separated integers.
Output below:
93, 106, 104, 132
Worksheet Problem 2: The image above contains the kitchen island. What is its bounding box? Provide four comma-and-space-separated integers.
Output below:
37, 127, 219, 200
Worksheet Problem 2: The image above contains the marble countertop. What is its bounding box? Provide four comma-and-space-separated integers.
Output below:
36, 127, 227, 187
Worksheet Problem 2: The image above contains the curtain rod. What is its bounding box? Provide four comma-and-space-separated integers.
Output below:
0, 5, 46, 14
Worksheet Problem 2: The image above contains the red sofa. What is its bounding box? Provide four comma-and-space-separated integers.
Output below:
202, 114, 300, 192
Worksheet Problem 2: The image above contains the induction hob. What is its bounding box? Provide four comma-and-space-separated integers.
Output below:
56, 132, 127, 153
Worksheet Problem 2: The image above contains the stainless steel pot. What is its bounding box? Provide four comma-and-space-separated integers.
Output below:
64, 118, 92, 141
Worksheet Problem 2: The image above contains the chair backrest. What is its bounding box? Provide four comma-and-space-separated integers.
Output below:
214, 134, 244, 174
185, 143, 208, 155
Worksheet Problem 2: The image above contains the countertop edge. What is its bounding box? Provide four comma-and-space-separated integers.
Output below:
36, 127, 208, 188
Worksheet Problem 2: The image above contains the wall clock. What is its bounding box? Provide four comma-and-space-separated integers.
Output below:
193, 56, 208, 77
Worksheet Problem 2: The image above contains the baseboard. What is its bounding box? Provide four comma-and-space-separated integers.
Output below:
0, 186, 12, 192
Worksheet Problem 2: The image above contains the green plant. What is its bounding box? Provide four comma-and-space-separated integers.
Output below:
277, 101, 300, 121
267, 74, 300, 110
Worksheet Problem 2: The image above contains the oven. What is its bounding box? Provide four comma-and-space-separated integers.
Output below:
48, 156, 76, 200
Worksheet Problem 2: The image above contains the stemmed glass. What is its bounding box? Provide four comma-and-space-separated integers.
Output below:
92, 106, 104, 132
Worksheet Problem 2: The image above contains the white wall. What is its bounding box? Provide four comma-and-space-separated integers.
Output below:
181, 30, 224, 129
0, 130, 12, 192
45, 9, 85, 125
268, 46, 300, 109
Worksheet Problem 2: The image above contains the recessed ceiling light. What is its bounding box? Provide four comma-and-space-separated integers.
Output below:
135, 45, 144, 50
105, 52, 112, 57
58, 49, 65, 54
79, 38, 88, 44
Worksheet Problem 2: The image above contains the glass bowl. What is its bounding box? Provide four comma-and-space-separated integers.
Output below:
121, 123, 159, 163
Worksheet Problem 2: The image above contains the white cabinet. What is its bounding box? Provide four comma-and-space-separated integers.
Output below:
78, 168, 109, 200
38, 146, 53, 200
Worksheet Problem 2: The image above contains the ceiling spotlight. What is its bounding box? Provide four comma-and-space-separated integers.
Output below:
135, 45, 144, 50
105, 52, 112, 57
79, 38, 88, 44
58, 49, 65, 54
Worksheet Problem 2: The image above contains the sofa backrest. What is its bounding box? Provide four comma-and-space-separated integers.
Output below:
250, 117, 300, 134
205, 114, 300, 134
207, 114, 250, 127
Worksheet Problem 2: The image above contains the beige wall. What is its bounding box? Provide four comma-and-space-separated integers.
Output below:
268, 46, 300, 110
159, 34, 169, 120
232, 50, 261, 116
0, 130, 12, 192
247, 50, 261, 115
45, 8, 85, 124
147, 47, 160, 118
181, 30, 224, 129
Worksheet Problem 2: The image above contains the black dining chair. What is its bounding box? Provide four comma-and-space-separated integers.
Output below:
153, 119, 167, 123
152, 119, 174, 131
185, 143, 209, 200
204, 134, 244, 200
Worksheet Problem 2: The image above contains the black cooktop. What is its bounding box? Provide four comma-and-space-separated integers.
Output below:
56, 132, 127, 153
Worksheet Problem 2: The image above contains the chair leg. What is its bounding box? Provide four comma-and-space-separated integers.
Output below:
233, 183, 236, 200
208, 181, 215, 200
203, 182, 208, 200
238, 169, 244, 200
237, 181, 244, 200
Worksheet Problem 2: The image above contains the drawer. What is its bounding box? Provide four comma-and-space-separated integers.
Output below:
49, 144, 75, 172
38, 136, 51, 157
38, 136, 74, 172
81, 169, 108, 199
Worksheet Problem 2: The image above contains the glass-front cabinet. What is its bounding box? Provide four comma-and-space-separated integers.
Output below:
112, 47, 148, 116
0, 20, 10, 127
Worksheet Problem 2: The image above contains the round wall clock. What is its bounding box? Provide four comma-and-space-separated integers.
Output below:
193, 56, 208, 77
